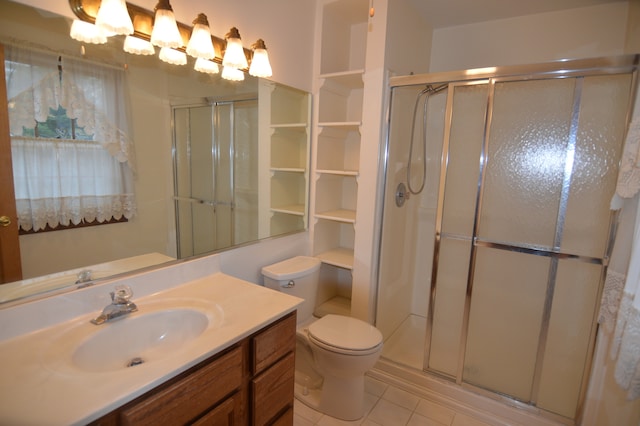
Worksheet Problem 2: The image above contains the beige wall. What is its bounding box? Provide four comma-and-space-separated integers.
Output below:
430, 2, 630, 73
626, 0, 640, 52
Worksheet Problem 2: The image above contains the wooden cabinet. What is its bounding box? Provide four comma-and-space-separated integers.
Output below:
91, 311, 296, 426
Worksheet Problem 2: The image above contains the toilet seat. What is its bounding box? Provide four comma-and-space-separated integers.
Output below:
307, 314, 383, 356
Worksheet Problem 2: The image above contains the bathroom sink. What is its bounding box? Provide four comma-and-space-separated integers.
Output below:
70, 308, 210, 373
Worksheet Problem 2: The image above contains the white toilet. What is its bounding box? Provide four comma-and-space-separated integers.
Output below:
261, 256, 383, 421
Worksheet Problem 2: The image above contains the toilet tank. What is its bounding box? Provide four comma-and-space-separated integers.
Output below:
261, 256, 321, 322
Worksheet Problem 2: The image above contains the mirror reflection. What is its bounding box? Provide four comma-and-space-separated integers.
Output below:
0, 0, 310, 305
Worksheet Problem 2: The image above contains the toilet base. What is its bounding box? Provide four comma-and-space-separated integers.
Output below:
294, 374, 366, 421
320, 374, 366, 420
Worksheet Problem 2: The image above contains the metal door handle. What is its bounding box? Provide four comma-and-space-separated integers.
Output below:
0, 216, 11, 227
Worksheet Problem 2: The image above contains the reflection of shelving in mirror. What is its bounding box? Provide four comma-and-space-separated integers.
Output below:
259, 79, 311, 238
270, 171, 307, 215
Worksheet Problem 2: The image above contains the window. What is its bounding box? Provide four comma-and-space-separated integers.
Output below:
4, 45, 136, 232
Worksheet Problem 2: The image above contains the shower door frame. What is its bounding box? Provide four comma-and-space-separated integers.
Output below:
379, 54, 639, 423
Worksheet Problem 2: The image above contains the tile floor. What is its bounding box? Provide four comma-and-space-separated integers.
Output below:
293, 375, 494, 426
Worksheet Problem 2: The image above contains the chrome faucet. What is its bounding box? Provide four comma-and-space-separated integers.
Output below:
90, 285, 138, 325
75, 269, 93, 288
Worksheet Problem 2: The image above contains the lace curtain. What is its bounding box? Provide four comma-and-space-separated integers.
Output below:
600, 87, 640, 400
4, 45, 136, 231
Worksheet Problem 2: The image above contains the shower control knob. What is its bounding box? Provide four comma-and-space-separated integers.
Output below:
396, 182, 409, 207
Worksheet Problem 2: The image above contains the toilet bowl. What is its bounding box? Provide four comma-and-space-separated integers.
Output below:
261, 256, 383, 421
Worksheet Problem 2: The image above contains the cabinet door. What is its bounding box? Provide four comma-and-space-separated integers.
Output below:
120, 346, 243, 425
270, 407, 294, 426
251, 352, 295, 425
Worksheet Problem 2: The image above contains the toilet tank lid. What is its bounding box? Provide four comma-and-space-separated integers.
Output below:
261, 256, 321, 280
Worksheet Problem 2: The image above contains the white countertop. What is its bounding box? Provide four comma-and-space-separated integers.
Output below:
0, 272, 302, 426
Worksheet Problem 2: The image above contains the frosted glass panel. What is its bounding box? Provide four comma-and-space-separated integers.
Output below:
536, 261, 602, 418
429, 238, 472, 376
464, 247, 550, 401
562, 75, 632, 257
441, 84, 487, 236
479, 79, 576, 248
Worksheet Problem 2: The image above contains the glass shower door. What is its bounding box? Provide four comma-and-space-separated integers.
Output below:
378, 62, 634, 422
462, 74, 631, 418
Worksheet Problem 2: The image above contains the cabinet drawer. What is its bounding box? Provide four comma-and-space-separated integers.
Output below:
191, 392, 240, 426
251, 352, 295, 425
252, 312, 296, 374
121, 346, 243, 426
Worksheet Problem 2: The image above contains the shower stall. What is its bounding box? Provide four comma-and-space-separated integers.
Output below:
172, 98, 259, 258
375, 55, 638, 423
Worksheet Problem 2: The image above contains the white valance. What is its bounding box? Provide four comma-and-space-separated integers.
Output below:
4, 45, 137, 231
5, 46, 136, 168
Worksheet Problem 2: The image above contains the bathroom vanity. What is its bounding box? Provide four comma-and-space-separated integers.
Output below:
92, 311, 296, 425
0, 264, 302, 425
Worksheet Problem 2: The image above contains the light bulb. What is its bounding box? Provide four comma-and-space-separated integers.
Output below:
186, 14, 215, 59
150, 1, 182, 49
194, 58, 220, 74
123, 36, 155, 55
249, 39, 272, 78
222, 27, 248, 69
159, 47, 187, 65
94, 0, 133, 36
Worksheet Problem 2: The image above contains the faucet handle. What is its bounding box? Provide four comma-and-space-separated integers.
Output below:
111, 285, 133, 304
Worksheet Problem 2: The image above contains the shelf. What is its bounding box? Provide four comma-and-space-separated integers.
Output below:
270, 167, 306, 174
319, 69, 364, 89
270, 123, 308, 130
316, 169, 358, 177
314, 296, 351, 317
271, 204, 305, 216
315, 248, 354, 270
315, 209, 356, 223
318, 121, 361, 130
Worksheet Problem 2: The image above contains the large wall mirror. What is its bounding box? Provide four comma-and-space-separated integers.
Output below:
0, 0, 311, 305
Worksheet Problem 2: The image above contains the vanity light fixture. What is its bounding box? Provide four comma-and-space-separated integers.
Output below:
194, 58, 220, 74
69, 0, 270, 76
222, 65, 245, 81
123, 36, 155, 55
222, 27, 248, 70
248, 39, 272, 78
150, 0, 182, 49
158, 47, 187, 65
94, 0, 133, 35
186, 13, 216, 60
70, 19, 108, 44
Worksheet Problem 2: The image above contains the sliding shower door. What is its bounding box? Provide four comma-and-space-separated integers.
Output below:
376, 58, 636, 422
173, 99, 258, 258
